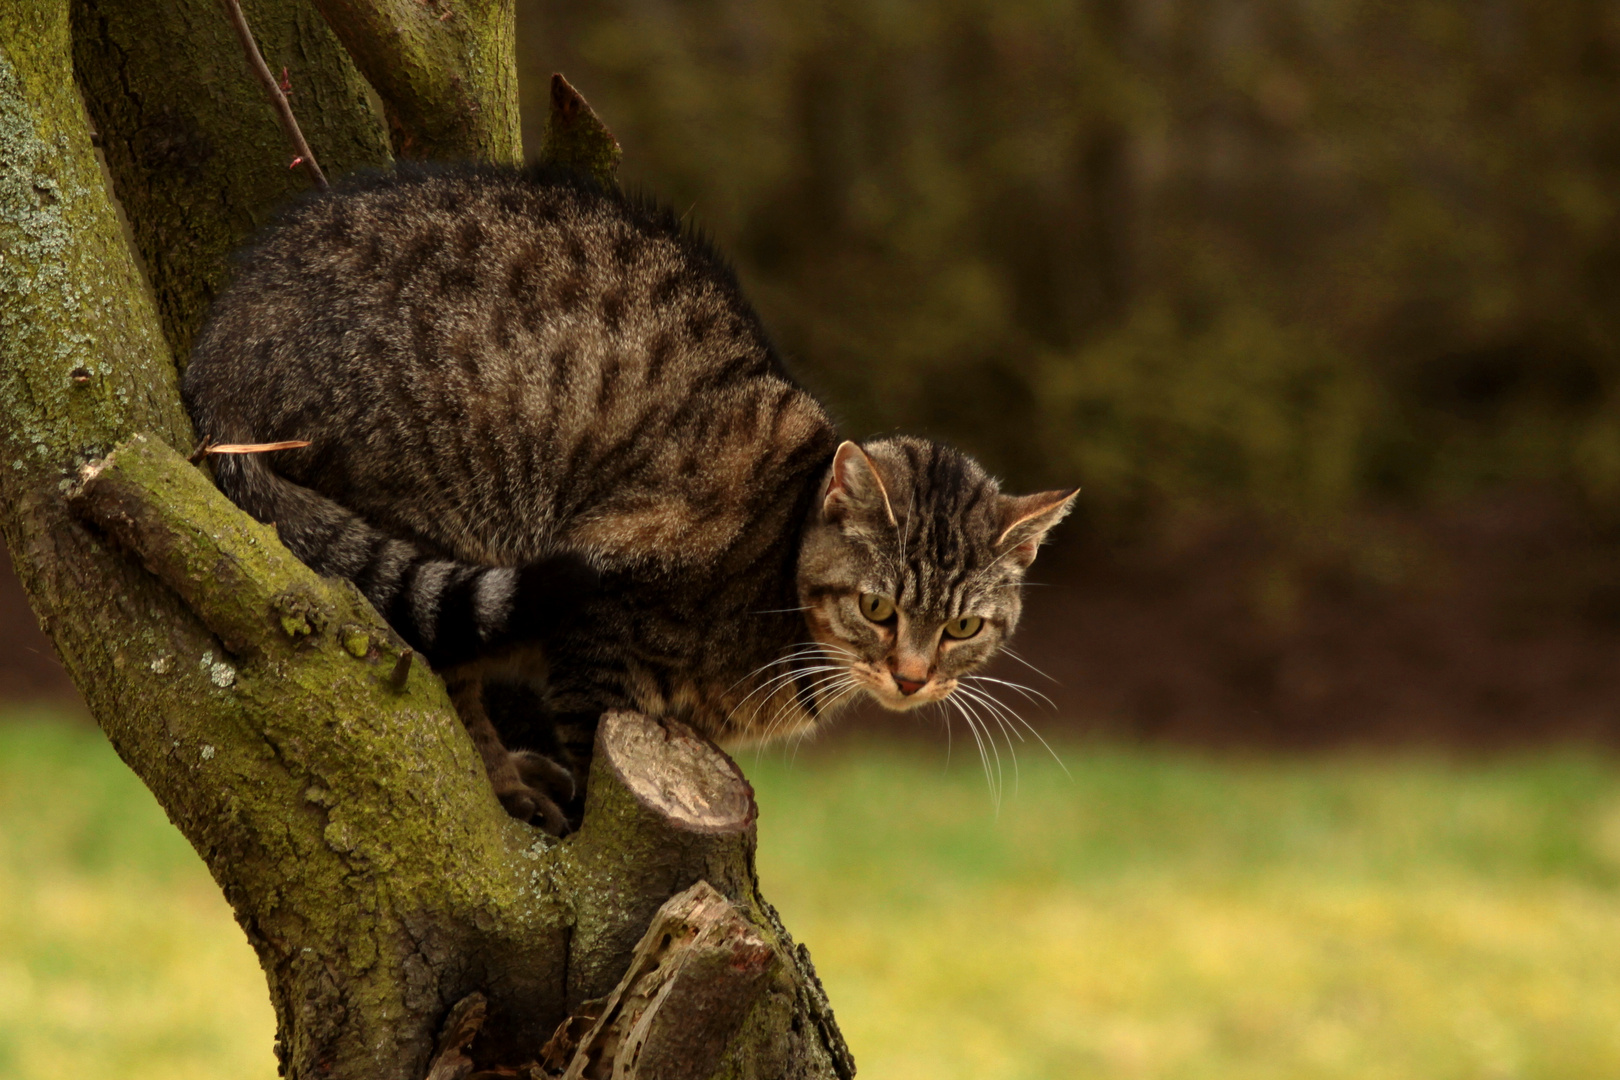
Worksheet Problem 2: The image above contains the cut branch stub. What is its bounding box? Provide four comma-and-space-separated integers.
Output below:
562, 711, 758, 1010
558, 881, 778, 1080
606, 711, 755, 833
540, 74, 622, 188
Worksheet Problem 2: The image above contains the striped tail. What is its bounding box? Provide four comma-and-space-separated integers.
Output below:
209, 448, 597, 668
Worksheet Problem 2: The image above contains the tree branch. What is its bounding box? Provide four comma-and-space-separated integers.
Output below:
4, 6, 852, 1074
71, 0, 392, 358
307, 0, 522, 162
557, 881, 777, 1080
57, 437, 849, 1077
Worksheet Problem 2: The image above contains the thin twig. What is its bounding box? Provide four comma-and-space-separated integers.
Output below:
217, 0, 328, 190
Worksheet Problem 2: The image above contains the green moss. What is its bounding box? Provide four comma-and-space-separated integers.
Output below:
307, 0, 520, 163
341, 627, 371, 658
0, 14, 191, 472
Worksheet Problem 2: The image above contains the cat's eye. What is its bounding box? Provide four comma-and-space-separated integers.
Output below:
943, 616, 983, 640
859, 593, 897, 623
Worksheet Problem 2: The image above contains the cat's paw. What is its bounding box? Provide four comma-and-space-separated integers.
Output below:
494, 777, 569, 836
494, 749, 580, 836
512, 748, 578, 804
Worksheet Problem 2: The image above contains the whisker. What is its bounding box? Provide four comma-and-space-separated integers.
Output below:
722, 641, 856, 696
760, 673, 855, 746
955, 683, 1023, 738
965, 674, 1056, 711
955, 682, 1070, 778
997, 645, 1060, 684
952, 691, 1004, 805
788, 679, 860, 761
930, 700, 954, 772
728, 663, 849, 726
760, 668, 851, 726
956, 686, 1019, 797
751, 671, 856, 765
950, 696, 1001, 811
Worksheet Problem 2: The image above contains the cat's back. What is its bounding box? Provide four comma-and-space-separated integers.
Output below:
185, 165, 836, 569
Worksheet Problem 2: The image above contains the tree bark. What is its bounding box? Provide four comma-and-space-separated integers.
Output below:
306, 0, 521, 163
0, 1, 852, 1076
70, 0, 392, 358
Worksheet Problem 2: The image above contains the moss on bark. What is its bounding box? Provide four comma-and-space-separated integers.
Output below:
309, 0, 521, 163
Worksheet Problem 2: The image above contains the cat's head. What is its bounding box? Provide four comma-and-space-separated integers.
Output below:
796, 436, 1076, 712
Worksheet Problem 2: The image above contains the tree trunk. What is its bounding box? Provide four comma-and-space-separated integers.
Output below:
0, 2, 853, 1076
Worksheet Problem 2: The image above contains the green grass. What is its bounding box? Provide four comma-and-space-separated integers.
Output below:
0, 712, 276, 1079
5, 713, 1620, 1078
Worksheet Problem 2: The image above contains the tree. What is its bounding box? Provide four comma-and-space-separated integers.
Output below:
0, 1, 854, 1076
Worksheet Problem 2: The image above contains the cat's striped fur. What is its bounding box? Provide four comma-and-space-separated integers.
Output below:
183, 164, 1074, 832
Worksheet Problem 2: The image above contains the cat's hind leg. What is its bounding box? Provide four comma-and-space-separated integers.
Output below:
483, 677, 591, 832
444, 666, 570, 835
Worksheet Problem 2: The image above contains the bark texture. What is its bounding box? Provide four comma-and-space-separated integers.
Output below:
0, 1, 852, 1076
71, 0, 392, 358
306, 0, 521, 163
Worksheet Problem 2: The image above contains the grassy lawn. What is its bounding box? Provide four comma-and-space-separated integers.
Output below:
4, 712, 1620, 1078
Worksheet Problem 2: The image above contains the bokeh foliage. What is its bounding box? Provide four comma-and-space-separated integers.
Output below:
515, 0, 1620, 531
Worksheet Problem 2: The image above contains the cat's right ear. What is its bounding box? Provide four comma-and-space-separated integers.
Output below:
996, 487, 1079, 568
822, 441, 898, 527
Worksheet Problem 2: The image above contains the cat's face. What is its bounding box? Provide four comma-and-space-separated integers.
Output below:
796, 437, 1076, 713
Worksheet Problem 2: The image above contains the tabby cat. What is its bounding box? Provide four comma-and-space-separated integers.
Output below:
183, 164, 1076, 833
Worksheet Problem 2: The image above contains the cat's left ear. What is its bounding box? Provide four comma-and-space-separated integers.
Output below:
995, 488, 1079, 568
823, 441, 898, 527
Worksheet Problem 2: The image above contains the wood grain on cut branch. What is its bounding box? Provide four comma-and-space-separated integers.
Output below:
558, 713, 855, 1080
555, 882, 777, 1080
564, 711, 758, 1010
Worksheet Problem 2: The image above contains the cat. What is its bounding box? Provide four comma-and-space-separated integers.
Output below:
182, 163, 1076, 833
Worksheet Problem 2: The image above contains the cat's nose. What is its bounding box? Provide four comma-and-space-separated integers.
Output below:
894, 675, 926, 696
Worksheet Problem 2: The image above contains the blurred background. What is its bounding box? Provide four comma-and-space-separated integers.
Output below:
6, 0, 1620, 1076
